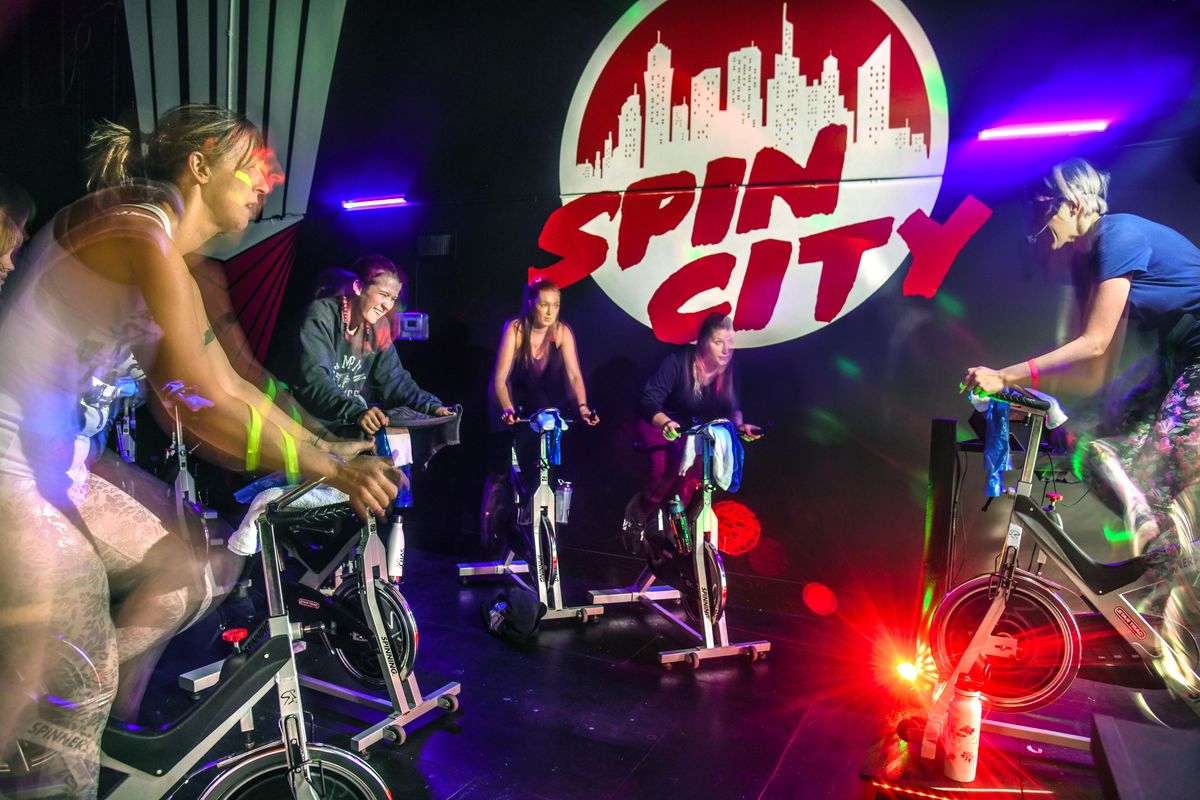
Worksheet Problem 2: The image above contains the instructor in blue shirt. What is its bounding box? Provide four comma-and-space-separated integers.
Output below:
962, 158, 1200, 556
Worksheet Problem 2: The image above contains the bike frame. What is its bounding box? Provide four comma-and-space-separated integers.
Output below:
457, 410, 603, 623
179, 470, 461, 754
919, 393, 1200, 759
102, 481, 351, 799
591, 420, 770, 667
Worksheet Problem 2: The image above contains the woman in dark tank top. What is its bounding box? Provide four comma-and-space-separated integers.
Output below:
481, 279, 598, 545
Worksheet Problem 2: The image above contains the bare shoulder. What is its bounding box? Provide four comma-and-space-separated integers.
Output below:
504, 317, 523, 342
64, 204, 179, 285
557, 320, 576, 343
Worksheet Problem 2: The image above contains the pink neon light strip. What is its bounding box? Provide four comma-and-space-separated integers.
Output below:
978, 120, 1109, 140
341, 195, 409, 210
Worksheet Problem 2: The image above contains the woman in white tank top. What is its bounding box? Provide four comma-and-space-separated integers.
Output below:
0, 104, 402, 798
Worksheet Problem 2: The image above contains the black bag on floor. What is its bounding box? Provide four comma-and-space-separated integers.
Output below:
481, 588, 547, 642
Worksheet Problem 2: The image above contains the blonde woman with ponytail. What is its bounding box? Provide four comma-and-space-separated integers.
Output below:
0, 105, 400, 797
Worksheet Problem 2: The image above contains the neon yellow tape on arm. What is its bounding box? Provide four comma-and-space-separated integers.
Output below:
280, 430, 299, 485
245, 405, 262, 471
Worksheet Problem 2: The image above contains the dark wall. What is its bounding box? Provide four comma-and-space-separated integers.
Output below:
0, 0, 135, 219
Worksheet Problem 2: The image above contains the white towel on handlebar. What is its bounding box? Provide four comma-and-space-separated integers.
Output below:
228, 485, 349, 556
970, 388, 1068, 429
679, 425, 735, 490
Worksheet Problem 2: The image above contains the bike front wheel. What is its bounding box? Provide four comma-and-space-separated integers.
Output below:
929, 573, 1081, 713
196, 743, 390, 799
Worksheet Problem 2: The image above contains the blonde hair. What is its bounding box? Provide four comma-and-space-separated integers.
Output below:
1037, 158, 1110, 216
0, 173, 33, 254
85, 104, 264, 191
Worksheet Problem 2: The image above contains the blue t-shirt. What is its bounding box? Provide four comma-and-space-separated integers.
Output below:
1094, 213, 1200, 350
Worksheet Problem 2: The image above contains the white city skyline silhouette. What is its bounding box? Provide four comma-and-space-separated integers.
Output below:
573, 3, 931, 191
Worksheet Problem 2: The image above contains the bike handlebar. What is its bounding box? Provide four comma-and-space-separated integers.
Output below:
508, 406, 596, 426
978, 388, 1052, 414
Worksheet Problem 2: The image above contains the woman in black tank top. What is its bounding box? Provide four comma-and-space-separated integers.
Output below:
480, 279, 598, 546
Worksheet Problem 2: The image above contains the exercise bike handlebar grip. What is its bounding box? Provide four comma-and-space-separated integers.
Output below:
989, 389, 1052, 412
260, 502, 359, 528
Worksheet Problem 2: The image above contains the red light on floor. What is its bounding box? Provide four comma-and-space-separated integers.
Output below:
869, 781, 956, 800
803, 581, 838, 616
713, 500, 761, 555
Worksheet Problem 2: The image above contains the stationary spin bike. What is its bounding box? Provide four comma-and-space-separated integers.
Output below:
182, 428, 461, 753
913, 387, 1200, 760
590, 419, 771, 668
2, 480, 391, 798
458, 408, 603, 623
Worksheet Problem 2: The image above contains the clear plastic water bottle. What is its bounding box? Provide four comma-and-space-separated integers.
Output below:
554, 481, 572, 524
943, 673, 984, 782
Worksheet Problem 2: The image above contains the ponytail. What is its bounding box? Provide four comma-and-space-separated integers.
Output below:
85, 120, 143, 190
85, 104, 264, 191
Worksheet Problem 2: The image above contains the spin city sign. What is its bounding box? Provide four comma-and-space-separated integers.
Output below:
530, 0, 989, 346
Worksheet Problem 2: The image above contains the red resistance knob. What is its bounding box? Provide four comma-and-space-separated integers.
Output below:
222, 627, 249, 645
1045, 492, 1063, 502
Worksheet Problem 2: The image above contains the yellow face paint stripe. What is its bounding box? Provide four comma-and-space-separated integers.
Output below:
234, 169, 253, 187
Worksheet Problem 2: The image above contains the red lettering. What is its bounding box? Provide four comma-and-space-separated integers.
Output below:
734, 239, 792, 331
617, 171, 696, 269
898, 196, 993, 298
527, 192, 621, 288
736, 125, 847, 235
647, 252, 735, 344
798, 218, 894, 322
692, 157, 746, 247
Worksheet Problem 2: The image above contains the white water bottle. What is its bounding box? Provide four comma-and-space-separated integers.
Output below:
386, 517, 405, 582
943, 673, 983, 782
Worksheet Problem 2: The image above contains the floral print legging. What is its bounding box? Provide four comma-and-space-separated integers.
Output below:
1081, 350, 1200, 554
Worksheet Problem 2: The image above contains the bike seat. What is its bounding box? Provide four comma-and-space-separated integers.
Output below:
1014, 495, 1149, 595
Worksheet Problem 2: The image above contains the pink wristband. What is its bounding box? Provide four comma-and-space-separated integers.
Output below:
1026, 358, 1040, 391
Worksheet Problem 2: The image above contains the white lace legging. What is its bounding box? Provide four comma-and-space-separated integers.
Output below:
0, 468, 207, 798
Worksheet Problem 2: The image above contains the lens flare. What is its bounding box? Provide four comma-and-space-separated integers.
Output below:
713, 500, 761, 555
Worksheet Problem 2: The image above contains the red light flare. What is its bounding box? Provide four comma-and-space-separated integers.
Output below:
803, 582, 838, 616
713, 499, 761, 555
786, 577, 943, 720
255, 145, 286, 190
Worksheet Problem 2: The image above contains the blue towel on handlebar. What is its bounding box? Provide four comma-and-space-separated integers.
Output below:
530, 409, 568, 465
984, 399, 1012, 497
234, 471, 290, 504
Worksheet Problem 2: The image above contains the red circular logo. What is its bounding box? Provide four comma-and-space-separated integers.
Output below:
547, 0, 948, 347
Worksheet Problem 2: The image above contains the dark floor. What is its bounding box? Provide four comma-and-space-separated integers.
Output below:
125, 549, 1200, 800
